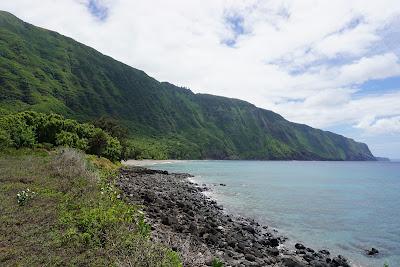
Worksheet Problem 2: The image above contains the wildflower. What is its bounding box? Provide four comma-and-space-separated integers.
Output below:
17, 188, 36, 206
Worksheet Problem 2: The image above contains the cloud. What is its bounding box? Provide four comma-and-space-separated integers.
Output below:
1, 0, 400, 155
272, 91, 400, 133
356, 116, 400, 134
337, 53, 400, 85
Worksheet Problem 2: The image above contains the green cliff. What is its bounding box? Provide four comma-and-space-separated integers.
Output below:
0, 11, 375, 160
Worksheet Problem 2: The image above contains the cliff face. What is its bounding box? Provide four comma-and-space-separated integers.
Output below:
0, 11, 375, 160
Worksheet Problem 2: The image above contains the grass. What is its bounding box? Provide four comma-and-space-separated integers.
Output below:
0, 148, 181, 266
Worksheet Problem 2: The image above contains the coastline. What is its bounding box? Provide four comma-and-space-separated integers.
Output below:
117, 165, 352, 267
122, 159, 187, 167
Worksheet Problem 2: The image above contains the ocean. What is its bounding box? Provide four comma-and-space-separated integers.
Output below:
147, 160, 400, 267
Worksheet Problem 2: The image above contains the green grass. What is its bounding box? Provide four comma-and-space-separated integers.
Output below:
0, 148, 181, 266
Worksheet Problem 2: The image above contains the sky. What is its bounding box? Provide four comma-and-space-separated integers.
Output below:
1, 0, 400, 158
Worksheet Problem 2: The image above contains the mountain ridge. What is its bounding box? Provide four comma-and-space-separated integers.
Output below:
0, 10, 375, 160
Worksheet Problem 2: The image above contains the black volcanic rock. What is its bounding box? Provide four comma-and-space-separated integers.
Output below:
366, 247, 379, 255
116, 166, 351, 266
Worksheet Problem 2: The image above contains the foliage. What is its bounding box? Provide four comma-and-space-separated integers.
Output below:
0, 118, 36, 148
0, 111, 121, 161
0, 11, 375, 160
93, 116, 128, 141
0, 148, 182, 266
0, 128, 13, 148
16, 188, 36, 206
212, 258, 224, 267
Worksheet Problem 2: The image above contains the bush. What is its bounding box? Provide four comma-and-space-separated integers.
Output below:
103, 136, 122, 162
51, 148, 97, 182
0, 129, 13, 149
88, 129, 108, 157
0, 111, 121, 161
61, 200, 137, 247
212, 258, 224, 267
0, 117, 36, 148
56, 131, 88, 150
10, 123, 36, 148
17, 188, 36, 206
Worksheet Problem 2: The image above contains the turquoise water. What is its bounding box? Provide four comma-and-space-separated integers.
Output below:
149, 160, 400, 267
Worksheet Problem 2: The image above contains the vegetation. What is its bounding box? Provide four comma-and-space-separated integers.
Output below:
212, 258, 224, 267
0, 111, 121, 161
0, 11, 375, 160
0, 148, 182, 266
16, 188, 36, 206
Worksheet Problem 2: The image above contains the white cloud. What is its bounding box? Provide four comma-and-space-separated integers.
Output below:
1, 0, 400, 154
356, 116, 400, 134
271, 91, 400, 133
313, 22, 379, 58
337, 53, 400, 85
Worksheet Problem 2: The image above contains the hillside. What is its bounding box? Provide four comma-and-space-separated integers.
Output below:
0, 11, 375, 160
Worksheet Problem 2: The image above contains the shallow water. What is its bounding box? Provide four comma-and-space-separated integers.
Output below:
147, 160, 400, 267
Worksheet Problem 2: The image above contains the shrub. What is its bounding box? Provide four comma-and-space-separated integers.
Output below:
17, 188, 36, 206
56, 131, 88, 150
88, 129, 108, 157
0, 111, 121, 161
103, 136, 122, 162
212, 258, 224, 267
1, 118, 36, 148
51, 148, 97, 182
61, 200, 137, 247
0, 129, 13, 149
56, 131, 79, 147
10, 123, 36, 148
136, 212, 151, 237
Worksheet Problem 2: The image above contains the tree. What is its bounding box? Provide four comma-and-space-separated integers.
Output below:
93, 116, 128, 141
8, 121, 36, 148
88, 129, 108, 157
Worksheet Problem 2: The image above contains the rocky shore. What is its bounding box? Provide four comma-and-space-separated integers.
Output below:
117, 166, 352, 267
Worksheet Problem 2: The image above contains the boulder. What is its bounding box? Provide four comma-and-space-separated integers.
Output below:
161, 215, 178, 226
269, 238, 279, 247
243, 225, 256, 234
303, 254, 315, 262
319, 249, 330, 255
295, 243, 306, 250
245, 254, 256, 262
366, 247, 379, 256
267, 247, 279, 256
281, 257, 307, 267
331, 255, 350, 267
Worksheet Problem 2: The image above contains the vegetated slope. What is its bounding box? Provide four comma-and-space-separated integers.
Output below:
0, 11, 375, 160
0, 148, 181, 266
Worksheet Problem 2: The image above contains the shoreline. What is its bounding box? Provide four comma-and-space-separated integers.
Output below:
117, 166, 352, 266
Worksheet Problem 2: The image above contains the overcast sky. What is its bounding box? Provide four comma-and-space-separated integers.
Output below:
2, 0, 400, 158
